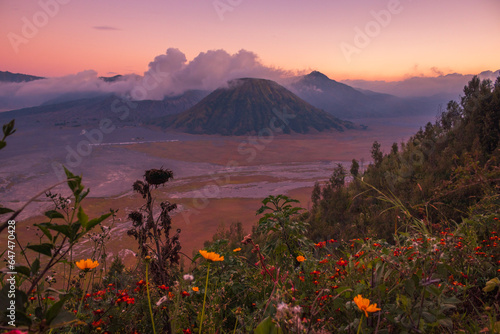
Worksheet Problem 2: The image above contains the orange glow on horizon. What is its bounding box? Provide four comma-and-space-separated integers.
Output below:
0, 1, 498, 81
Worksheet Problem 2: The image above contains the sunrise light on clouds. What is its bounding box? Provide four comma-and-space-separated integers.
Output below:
1, 0, 499, 80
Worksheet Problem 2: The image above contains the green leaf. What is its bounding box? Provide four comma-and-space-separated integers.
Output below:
64, 166, 83, 197
254, 316, 282, 334
436, 263, 449, 278
46, 287, 69, 296
46, 297, 68, 325
69, 222, 82, 242
43, 223, 71, 238
77, 207, 89, 229
0, 207, 14, 215
0, 141, 5, 150
421, 311, 436, 323
441, 296, 460, 305
31, 258, 40, 276
404, 276, 415, 296
26, 243, 54, 257
78, 188, 90, 202
438, 318, 453, 328
13, 311, 32, 327
85, 212, 112, 231
44, 210, 65, 219
3, 119, 16, 137
483, 278, 500, 293
15, 265, 31, 277
50, 310, 77, 328
35, 223, 53, 241
35, 306, 43, 319
427, 284, 443, 297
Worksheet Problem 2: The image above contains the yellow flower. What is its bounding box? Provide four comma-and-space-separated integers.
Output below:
353, 295, 381, 317
233, 248, 241, 252
199, 250, 224, 262
296, 255, 306, 262
192, 287, 199, 292
75, 259, 99, 271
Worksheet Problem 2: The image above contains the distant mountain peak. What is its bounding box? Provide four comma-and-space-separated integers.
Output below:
168, 77, 355, 135
289, 71, 430, 119
306, 71, 330, 81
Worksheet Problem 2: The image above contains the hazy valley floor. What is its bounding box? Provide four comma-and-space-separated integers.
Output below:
0, 115, 434, 261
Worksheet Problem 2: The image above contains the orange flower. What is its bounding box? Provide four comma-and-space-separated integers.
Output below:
233, 248, 242, 252
192, 287, 199, 292
353, 295, 381, 317
296, 255, 306, 262
76, 259, 99, 271
199, 250, 224, 262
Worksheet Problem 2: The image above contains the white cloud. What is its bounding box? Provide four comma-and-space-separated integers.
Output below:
0, 48, 291, 111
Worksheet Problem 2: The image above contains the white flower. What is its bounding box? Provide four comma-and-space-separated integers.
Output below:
156, 296, 168, 306
276, 302, 288, 320
277, 302, 288, 312
183, 274, 194, 281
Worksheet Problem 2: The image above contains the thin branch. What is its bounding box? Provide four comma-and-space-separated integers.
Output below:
1, 179, 72, 234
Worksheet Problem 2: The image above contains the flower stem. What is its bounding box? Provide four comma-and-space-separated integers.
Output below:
69, 271, 91, 334
232, 315, 238, 334
146, 262, 157, 334
199, 263, 211, 334
76, 272, 91, 316
356, 314, 364, 334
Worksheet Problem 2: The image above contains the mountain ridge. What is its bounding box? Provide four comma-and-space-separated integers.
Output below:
288, 71, 439, 119
165, 77, 357, 136
0, 70, 44, 83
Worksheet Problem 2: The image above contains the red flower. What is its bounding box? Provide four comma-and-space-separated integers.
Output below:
354, 251, 364, 258
92, 319, 104, 327
159, 284, 169, 290
315, 241, 326, 249
336, 259, 348, 267
183, 330, 192, 334
181, 291, 190, 297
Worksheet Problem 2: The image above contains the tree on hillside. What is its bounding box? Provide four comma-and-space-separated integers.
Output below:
307, 75, 500, 242
371, 141, 383, 167
350, 159, 360, 178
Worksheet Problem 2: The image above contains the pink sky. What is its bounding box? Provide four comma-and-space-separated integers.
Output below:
1, 0, 499, 80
